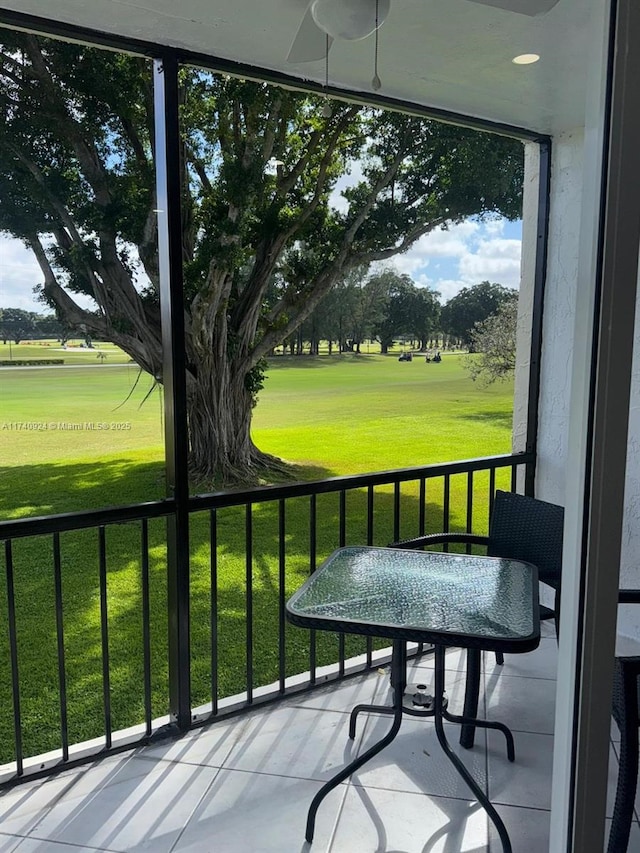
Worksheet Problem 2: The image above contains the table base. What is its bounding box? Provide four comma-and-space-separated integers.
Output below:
348, 652, 514, 761
305, 641, 515, 853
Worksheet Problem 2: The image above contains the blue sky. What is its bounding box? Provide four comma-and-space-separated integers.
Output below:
0, 217, 522, 313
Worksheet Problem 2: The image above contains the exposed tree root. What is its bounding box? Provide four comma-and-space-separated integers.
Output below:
189, 447, 295, 491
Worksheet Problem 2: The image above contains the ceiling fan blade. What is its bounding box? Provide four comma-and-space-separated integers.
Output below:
287, 5, 334, 63
466, 0, 561, 15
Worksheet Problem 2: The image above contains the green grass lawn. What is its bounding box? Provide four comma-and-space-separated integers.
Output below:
0, 339, 132, 365
0, 352, 515, 763
256, 353, 511, 474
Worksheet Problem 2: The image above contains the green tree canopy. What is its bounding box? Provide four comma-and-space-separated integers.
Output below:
406, 286, 441, 351
465, 298, 518, 383
370, 269, 416, 353
0, 30, 524, 483
441, 281, 517, 347
0, 307, 37, 343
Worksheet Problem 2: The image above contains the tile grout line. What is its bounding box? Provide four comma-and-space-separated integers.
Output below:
18, 828, 122, 852
167, 765, 223, 853
22, 760, 115, 839
315, 679, 376, 853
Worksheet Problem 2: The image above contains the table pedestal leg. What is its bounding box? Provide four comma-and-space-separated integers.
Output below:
433, 645, 512, 853
305, 639, 406, 843
460, 648, 481, 748
348, 647, 514, 762
349, 702, 394, 739
443, 705, 515, 761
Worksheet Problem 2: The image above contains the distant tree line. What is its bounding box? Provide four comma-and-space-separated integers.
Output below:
278, 271, 517, 355
1, 277, 517, 356
0, 307, 89, 345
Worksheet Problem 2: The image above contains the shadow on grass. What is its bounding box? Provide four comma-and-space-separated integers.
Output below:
0, 457, 166, 519
265, 353, 380, 371
458, 410, 514, 429
0, 456, 505, 765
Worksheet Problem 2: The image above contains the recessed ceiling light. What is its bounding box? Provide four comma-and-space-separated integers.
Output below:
512, 53, 540, 65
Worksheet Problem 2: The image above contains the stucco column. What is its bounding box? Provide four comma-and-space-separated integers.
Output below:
534, 129, 585, 506
512, 141, 539, 462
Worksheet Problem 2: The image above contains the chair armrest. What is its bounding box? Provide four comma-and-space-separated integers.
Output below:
618, 590, 640, 604
387, 532, 489, 550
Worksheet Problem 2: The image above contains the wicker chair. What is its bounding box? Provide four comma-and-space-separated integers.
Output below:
389, 489, 564, 748
609, 594, 640, 853
391, 490, 640, 851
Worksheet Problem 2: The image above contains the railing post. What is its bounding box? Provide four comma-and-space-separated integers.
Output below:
154, 53, 191, 730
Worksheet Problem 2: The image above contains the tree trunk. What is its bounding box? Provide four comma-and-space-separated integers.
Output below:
186, 350, 285, 485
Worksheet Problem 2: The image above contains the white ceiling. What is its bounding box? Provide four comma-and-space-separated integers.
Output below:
0, 0, 607, 136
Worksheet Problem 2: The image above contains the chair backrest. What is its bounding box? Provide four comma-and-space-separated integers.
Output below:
487, 490, 564, 588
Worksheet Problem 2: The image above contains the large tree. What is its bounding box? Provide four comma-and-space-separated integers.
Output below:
0, 307, 37, 343
370, 269, 441, 353
338, 267, 387, 353
0, 32, 524, 483
370, 269, 416, 353
465, 297, 518, 383
441, 281, 517, 348
409, 288, 441, 351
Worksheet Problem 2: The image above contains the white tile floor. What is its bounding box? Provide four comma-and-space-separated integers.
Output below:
1, 625, 639, 853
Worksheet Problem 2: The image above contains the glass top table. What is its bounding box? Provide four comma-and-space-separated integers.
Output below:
287, 545, 540, 653
286, 545, 541, 853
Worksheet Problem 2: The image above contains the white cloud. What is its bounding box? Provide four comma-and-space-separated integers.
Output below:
483, 218, 506, 237
458, 238, 522, 289
412, 271, 432, 289
330, 161, 365, 214
377, 219, 522, 300
418, 222, 480, 257
432, 279, 467, 302
372, 223, 481, 279
375, 253, 428, 278
0, 236, 46, 310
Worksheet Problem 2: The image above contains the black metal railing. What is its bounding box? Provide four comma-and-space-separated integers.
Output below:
0, 451, 532, 786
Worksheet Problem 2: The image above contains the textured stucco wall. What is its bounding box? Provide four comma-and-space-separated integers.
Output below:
530, 131, 585, 613
535, 130, 585, 507
532, 129, 640, 633
512, 142, 539, 460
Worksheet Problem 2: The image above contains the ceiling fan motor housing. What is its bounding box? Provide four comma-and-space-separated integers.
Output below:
310, 0, 391, 41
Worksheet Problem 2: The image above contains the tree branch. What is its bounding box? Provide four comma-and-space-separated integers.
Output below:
234, 109, 361, 342
252, 267, 340, 363
275, 107, 359, 200
352, 218, 446, 265
119, 115, 150, 171
260, 95, 283, 164
28, 233, 101, 328
186, 144, 214, 194
23, 35, 114, 208
343, 148, 408, 247
10, 144, 88, 250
